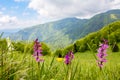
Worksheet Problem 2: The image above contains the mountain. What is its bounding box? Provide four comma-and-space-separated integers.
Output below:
57, 21, 120, 57
80, 9, 120, 37
0, 29, 20, 38
9, 18, 88, 49
67, 21, 120, 53
9, 9, 120, 50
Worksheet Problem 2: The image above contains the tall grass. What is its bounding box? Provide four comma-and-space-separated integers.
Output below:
0, 48, 120, 80
0, 36, 120, 80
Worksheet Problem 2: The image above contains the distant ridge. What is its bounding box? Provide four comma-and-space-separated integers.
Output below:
9, 9, 120, 49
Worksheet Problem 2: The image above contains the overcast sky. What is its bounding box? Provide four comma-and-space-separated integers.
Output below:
0, 0, 120, 30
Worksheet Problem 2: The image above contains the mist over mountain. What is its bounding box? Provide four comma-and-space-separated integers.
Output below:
0, 29, 20, 38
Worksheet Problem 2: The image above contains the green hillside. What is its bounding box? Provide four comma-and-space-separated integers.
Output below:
9, 18, 87, 49
62, 21, 120, 55
9, 9, 120, 50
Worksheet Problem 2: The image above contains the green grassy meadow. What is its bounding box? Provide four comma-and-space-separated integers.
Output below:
0, 50, 120, 80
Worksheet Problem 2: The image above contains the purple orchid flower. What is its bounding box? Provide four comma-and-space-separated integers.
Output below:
64, 51, 74, 65
33, 39, 44, 62
97, 39, 109, 70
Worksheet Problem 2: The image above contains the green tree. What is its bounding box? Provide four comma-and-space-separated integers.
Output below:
41, 42, 51, 55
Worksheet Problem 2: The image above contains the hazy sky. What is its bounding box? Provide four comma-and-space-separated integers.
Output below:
0, 0, 120, 30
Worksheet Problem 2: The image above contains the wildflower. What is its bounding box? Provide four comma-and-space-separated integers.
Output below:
56, 58, 63, 62
64, 51, 74, 65
97, 39, 109, 69
56, 53, 63, 62
33, 38, 44, 62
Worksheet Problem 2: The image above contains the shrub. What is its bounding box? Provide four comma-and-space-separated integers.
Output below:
0, 39, 8, 51
12, 41, 25, 53
41, 42, 51, 55
54, 49, 63, 57
111, 43, 119, 52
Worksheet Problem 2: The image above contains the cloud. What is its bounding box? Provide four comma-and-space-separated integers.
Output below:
110, 0, 120, 9
0, 12, 40, 30
0, 15, 17, 24
1, 0, 120, 30
0, 13, 19, 30
28, 0, 120, 19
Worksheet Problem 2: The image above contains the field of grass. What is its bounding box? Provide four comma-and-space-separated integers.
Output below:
0, 50, 120, 80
